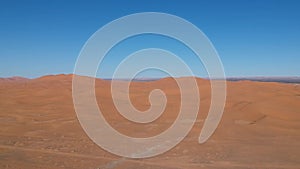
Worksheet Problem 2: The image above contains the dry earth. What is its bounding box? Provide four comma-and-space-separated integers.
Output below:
0, 74, 299, 169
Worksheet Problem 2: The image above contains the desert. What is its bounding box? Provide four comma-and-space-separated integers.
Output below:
0, 74, 299, 169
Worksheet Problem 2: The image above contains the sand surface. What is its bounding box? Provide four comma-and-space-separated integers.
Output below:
0, 74, 299, 169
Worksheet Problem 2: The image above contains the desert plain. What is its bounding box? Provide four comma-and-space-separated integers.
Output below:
0, 74, 300, 169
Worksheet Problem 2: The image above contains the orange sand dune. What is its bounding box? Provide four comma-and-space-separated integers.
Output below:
0, 74, 299, 169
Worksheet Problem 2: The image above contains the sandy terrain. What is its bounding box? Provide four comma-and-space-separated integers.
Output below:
0, 74, 299, 169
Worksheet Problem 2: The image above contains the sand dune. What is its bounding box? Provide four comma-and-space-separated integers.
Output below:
0, 74, 299, 169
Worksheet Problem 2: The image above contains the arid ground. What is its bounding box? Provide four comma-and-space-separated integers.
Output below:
0, 74, 299, 169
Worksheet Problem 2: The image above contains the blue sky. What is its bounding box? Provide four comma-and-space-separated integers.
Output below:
0, 0, 299, 78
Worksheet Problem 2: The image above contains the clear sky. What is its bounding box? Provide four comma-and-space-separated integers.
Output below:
0, 0, 299, 78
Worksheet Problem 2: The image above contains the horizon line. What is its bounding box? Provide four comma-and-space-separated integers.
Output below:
1, 74, 300, 84
1, 73, 300, 79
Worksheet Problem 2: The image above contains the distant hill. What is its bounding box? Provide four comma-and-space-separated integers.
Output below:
0, 76, 29, 82
226, 76, 300, 84
1, 75, 300, 84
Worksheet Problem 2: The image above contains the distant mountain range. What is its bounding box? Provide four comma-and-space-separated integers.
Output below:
0, 76, 29, 82
1, 75, 300, 84
225, 76, 300, 84
105, 76, 300, 83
